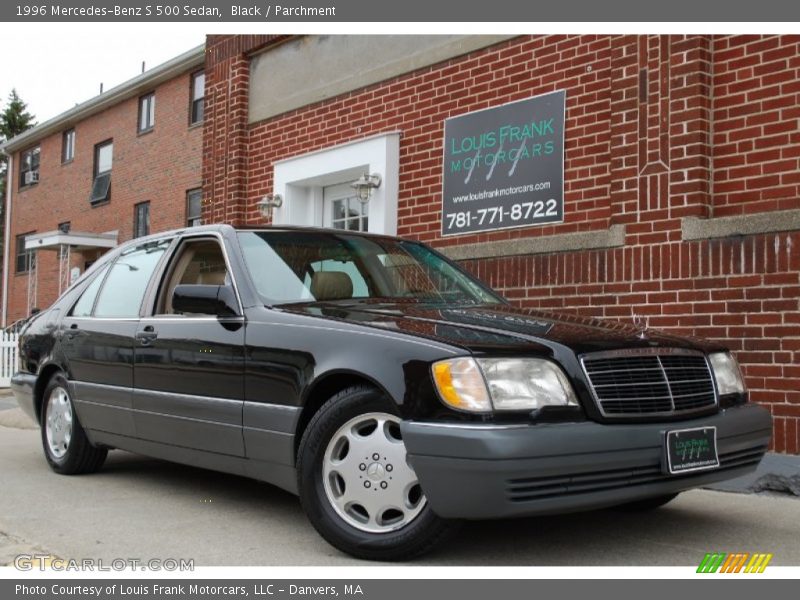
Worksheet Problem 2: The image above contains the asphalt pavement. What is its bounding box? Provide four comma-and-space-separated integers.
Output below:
0, 417, 798, 567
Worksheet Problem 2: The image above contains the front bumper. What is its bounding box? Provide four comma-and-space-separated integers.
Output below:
401, 404, 772, 520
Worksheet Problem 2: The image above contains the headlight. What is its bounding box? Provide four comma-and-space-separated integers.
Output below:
478, 358, 578, 410
432, 358, 492, 412
432, 357, 578, 412
708, 352, 746, 396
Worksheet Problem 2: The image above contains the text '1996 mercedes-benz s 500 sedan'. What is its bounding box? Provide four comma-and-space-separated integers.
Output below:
12, 225, 772, 560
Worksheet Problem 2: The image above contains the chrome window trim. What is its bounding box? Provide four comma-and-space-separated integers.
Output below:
63, 317, 140, 322
67, 316, 245, 322
63, 230, 246, 321
139, 316, 245, 322
579, 347, 718, 419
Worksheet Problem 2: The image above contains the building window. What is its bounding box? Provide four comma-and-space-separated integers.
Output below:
133, 201, 150, 238
186, 188, 202, 226
91, 140, 113, 204
138, 92, 155, 133
190, 70, 205, 125
325, 183, 368, 231
15, 233, 35, 273
62, 129, 76, 163
19, 146, 40, 188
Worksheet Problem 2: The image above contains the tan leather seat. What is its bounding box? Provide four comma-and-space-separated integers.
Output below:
197, 270, 227, 285
310, 272, 353, 301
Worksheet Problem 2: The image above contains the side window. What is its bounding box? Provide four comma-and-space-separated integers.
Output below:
70, 265, 110, 317
94, 242, 168, 318
156, 239, 229, 315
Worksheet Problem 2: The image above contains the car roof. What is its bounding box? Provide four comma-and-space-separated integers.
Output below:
115, 224, 408, 251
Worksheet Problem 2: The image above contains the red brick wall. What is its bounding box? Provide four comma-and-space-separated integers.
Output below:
712, 35, 800, 216
203, 34, 800, 453
202, 34, 283, 224
461, 233, 800, 454
6, 71, 203, 323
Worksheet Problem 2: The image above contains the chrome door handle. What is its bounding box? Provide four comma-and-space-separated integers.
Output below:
135, 330, 158, 345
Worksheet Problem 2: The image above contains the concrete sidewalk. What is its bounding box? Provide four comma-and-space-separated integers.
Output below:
0, 389, 36, 430
2, 424, 800, 566
705, 452, 800, 496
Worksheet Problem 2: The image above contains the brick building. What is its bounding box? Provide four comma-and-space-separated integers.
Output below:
203, 34, 800, 453
1, 45, 206, 325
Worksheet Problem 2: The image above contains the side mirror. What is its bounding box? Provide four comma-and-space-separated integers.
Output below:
172, 284, 239, 317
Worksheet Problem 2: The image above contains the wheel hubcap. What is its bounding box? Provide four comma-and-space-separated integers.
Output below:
45, 387, 73, 459
322, 412, 426, 533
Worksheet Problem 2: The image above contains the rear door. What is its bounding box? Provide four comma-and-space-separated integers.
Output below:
132, 236, 246, 456
61, 240, 170, 437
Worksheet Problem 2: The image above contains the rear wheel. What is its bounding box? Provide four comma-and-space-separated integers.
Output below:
297, 384, 457, 560
40, 373, 107, 475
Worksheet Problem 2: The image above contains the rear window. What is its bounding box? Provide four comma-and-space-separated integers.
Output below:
93, 242, 168, 318
70, 265, 109, 317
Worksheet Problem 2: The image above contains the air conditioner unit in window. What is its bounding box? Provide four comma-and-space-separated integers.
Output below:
24, 171, 39, 185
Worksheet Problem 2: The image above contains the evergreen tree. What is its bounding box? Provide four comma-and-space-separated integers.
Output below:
0, 89, 36, 146
0, 89, 36, 269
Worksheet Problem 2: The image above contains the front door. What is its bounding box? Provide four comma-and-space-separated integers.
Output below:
133, 237, 245, 456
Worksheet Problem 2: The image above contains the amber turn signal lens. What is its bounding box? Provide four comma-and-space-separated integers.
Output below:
432, 358, 492, 412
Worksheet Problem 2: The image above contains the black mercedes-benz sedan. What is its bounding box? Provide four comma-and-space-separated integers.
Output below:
11, 224, 771, 560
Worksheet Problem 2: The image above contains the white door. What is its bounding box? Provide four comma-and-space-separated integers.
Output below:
322, 182, 369, 231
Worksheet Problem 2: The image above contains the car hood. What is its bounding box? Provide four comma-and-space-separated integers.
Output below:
276, 301, 724, 356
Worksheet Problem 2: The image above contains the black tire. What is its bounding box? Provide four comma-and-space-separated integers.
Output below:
40, 373, 107, 475
297, 384, 457, 561
615, 493, 680, 511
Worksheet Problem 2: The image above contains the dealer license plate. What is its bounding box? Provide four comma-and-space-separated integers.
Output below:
665, 426, 719, 474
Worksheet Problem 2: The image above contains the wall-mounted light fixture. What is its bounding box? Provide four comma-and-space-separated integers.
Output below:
350, 173, 382, 204
256, 193, 283, 220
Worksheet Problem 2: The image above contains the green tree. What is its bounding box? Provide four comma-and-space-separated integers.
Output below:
0, 89, 36, 145
0, 89, 36, 271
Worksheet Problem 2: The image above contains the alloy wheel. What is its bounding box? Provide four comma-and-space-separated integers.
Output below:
45, 387, 73, 459
322, 412, 426, 533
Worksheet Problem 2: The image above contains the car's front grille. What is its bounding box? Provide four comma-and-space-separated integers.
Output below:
580, 349, 717, 418
506, 444, 766, 503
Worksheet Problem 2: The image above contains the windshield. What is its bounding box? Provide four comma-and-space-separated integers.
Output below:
237, 230, 504, 306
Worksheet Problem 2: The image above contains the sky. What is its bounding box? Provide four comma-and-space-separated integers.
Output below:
0, 22, 500, 127
0, 21, 786, 129
0, 25, 204, 124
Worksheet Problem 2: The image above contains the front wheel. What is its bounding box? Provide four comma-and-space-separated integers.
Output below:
40, 374, 107, 475
297, 385, 457, 560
